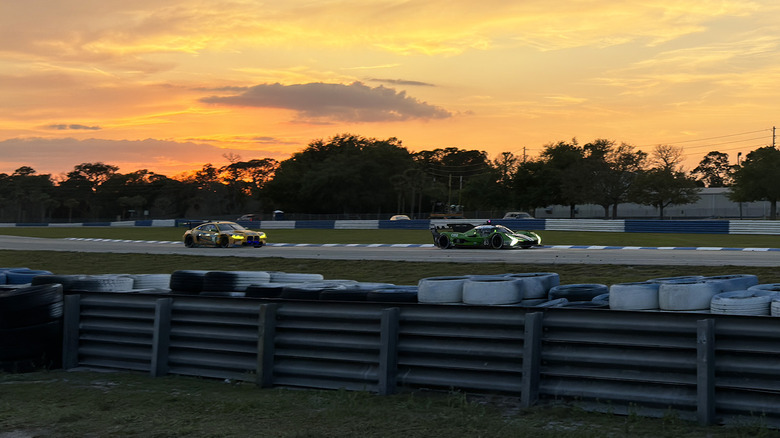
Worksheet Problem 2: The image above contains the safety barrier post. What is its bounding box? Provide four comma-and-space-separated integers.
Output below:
257, 303, 278, 388
62, 294, 81, 369
151, 298, 173, 377
697, 318, 716, 426
521, 312, 543, 407
378, 307, 401, 395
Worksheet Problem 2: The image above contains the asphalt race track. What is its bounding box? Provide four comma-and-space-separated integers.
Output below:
1, 235, 779, 267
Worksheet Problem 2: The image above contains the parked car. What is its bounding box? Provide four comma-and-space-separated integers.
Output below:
502, 211, 534, 219
183, 221, 266, 248
390, 214, 411, 221
236, 214, 261, 221
430, 222, 540, 249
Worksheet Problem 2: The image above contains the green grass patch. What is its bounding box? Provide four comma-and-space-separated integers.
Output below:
0, 370, 774, 438
1, 251, 778, 286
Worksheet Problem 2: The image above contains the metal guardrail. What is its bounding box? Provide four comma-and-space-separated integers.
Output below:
62, 293, 780, 427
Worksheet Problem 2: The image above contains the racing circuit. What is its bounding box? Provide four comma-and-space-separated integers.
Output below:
1, 235, 779, 267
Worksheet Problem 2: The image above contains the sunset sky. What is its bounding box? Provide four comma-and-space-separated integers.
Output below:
1, 0, 778, 179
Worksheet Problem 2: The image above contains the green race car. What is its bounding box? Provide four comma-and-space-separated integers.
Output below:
431, 222, 541, 249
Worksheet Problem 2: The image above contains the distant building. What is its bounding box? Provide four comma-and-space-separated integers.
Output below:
534, 188, 772, 220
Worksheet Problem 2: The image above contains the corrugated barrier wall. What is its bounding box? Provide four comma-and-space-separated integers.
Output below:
63, 292, 780, 427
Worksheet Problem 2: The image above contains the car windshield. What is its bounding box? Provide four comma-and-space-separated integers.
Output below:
218, 223, 246, 231
494, 225, 514, 233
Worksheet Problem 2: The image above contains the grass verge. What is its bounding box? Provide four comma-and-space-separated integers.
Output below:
0, 370, 775, 438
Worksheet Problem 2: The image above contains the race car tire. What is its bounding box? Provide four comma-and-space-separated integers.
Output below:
548, 284, 608, 301
490, 234, 504, 249
658, 280, 720, 311
170, 270, 209, 293
462, 278, 522, 305
749, 283, 780, 292
219, 235, 230, 248
436, 234, 452, 249
503, 273, 552, 299
203, 271, 271, 292
417, 276, 470, 303
268, 272, 325, 283
608, 281, 660, 310
710, 290, 774, 316
184, 235, 195, 248
701, 274, 759, 292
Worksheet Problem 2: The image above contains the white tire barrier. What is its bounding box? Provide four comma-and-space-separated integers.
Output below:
503, 273, 556, 299
772, 299, 780, 317
702, 274, 759, 292
462, 278, 523, 305
71, 275, 135, 293
658, 281, 720, 311
609, 282, 660, 310
417, 276, 470, 303
123, 274, 171, 291
748, 283, 780, 292
710, 290, 776, 316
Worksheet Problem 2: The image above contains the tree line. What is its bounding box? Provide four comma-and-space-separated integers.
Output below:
1, 133, 778, 222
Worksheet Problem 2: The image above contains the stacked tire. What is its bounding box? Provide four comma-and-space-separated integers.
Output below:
0, 284, 64, 372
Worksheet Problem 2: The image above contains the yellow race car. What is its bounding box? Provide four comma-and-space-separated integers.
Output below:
183, 221, 267, 248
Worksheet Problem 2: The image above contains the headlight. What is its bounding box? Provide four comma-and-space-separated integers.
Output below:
231, 234, 244, 239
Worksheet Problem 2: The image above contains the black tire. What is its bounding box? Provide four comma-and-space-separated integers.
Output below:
280, 285, 333, 300
366, 286, 419, 303
437, 234, 451, 249
219, 235, 230, 248
548, 284, 609, 301
0, 320, 63, 362
184, 235, 195, 248
0, 284, 63, 328
170, 270, 208, 293
490, 234, 503, 249
245, 283, 287, 298
0, 283, 63, 311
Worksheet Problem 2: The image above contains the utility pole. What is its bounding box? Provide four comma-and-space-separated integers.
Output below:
773, 126, 776, 148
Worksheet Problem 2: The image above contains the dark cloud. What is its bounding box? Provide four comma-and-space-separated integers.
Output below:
46, 124, 101, 131
200, 81, 452, 122
367, 78, 436, 87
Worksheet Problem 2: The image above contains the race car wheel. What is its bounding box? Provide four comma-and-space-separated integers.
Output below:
437, 234, 451, 249
490, 234, 503, 249
219, 235, 230, 248
184, 235, 195, 248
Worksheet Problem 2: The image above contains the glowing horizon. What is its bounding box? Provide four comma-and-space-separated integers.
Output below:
1, 1, 778, 177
